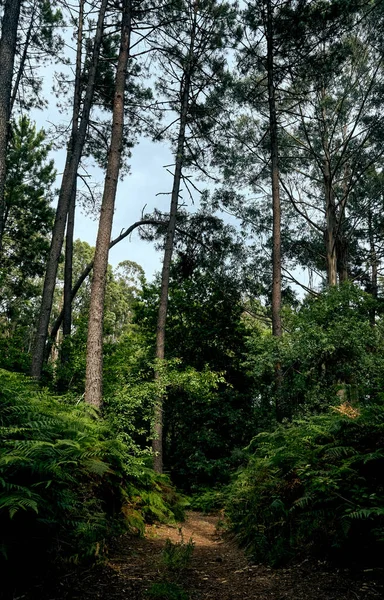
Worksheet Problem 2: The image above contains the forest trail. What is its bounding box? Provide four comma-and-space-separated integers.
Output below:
29, 511, 382, 600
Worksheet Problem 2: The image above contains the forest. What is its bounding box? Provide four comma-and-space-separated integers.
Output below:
1, 0, 384, 598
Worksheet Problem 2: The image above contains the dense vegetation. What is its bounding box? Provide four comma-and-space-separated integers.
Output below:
1, 0, 384, 594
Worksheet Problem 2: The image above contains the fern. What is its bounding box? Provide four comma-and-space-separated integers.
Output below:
226, 403, 384, 565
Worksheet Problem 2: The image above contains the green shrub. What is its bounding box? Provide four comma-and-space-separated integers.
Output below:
0, 370, 128, 568
226, 403, 384, 566
146, 582, 189, 600
0, 369, 187, 591
159, 536, 194, 580
245, 284, 384, 421
190, 487, 226, 513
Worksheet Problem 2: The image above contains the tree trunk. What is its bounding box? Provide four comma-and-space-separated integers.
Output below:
337, 128, 349, 284
10, 0, 37, 112
152, 10, 196, 475
0, 0, 22, 257
368, 210, 377, 326
47, 219, 165, 356
84, 0, 132, 409
265, 0, 283, 422
63, 185, 76, 340
337, 234, 348, 283
31, 0, 108, 379
324, 157, 337, 286
61, 0, 84, 372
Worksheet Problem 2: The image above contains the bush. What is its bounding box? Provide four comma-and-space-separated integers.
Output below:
226, 403, 384, 566
245, 284, 384, 421
160, 537, 194, 580
146, 582, 189, 600
0, 369, 186, 591
0, 370, 128, 568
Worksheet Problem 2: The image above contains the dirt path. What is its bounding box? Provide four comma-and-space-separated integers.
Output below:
26, 511, 382, 600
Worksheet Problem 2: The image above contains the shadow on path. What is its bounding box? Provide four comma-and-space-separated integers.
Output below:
22, 511, 382, 600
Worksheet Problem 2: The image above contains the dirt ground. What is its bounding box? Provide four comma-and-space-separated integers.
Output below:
20, 511, 384, 600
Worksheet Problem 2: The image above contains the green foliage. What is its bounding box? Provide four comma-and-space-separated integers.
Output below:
0, 369, 187, 591
134, 257, 257, 489
1, 117, 55, 295
246, 284, 384, 420
226, 403, 384, 566
159, 536, 194, 580
146, 582, 189, 600
0, 369, 127, 569
124, 473, 189, 529
190, 487, 226, 513
0, 117, 56, 374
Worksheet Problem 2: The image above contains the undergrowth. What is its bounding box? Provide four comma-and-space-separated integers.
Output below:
146, 535, 194, 600
227, 403, 384, 566
0, 369, 186, 591
190, 487, 226, 513
159, 535, 194, 580
146, 582, 189, 600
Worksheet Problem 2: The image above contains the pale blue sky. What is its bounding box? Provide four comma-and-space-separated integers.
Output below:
32, 93, 195, 282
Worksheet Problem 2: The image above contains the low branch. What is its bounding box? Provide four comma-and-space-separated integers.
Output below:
47, 219, 167, 351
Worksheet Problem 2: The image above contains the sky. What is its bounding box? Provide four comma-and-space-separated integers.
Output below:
32, 95, 189, 281
27, 3, 310, 296
28, 4, 204, 283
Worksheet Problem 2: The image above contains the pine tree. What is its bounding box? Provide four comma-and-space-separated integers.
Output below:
149, 0, 238, 471
84, 0, 132, 408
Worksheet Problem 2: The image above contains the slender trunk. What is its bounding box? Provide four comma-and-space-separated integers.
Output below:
31, 0, 108, 379
368, 210, 377, 326
321, 88, 337, 287
152, 13, 196, 475
265, 0, 283, 421
57, 185, 76, 385
63, 186, 76, 340
0, 0, 22, 257
324, 157, 337, 286
84, 0, 132, 409
337, 234, 348, 283
337, 127, 349, 283
61, 0, 84, 368
10, 1, 37, 112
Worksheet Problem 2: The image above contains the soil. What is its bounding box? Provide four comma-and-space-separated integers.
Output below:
20, 511, 383, 600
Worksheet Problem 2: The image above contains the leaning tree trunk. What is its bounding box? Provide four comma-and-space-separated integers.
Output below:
0, 0, 22, 257
31, 0, 108, 379
10, 1, 37, 112
265, 0, 283, 422
84, 0, 132, 409
47, 219, 165, 357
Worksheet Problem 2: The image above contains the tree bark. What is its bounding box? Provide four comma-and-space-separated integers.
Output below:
10, 0, 37, 112
84, 0, 132, 409
265, 0, 283, 421
152, 7, 197, 475
0, 0, 22, 257
61, 0, 84, 369
368, 209, 377, 326
324, 156, 338, 286
337, 234, 348, 283
63, 187, 76, 340
31, 0, 108, 379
